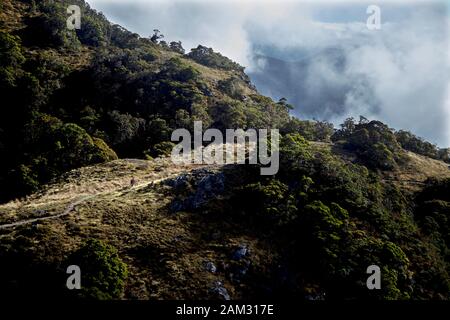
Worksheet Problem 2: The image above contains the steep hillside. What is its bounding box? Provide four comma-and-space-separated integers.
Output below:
1, 0, 450, 301
1, 142, 450, 300
312, 142, 450, 192
0, 158, 246, 299
0, 0, 290, 203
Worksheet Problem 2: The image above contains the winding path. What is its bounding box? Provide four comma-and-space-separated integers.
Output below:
0, 170, 193, 230
0, 195, 95, 230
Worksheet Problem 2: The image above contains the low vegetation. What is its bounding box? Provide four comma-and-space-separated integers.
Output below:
0, 0, 449, 301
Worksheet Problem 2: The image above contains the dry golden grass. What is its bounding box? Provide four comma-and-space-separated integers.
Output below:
0, 158, 200, 224
383, 151, 450, 192
0, 0, 28, 32
3, 143, 445, 299
0, 156, 277, 299
311, 141, 450, 192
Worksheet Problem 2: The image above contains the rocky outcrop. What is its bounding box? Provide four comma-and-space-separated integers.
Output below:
167, 168, 226, 212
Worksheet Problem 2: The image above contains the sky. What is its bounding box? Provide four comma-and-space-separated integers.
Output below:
87, 0, 450, 147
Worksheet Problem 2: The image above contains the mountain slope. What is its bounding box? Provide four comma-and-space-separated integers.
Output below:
0, 0, 291, 202
0, 158, 244, 299
1, 144, 449, 300
0, 0, 450, 301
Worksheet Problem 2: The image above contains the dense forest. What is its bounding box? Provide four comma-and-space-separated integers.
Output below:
0, 0, 449, 300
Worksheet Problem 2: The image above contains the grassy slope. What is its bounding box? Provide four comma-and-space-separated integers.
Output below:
1, 0, 449, 300
0, 144, 449, 298
0, 0, 27, 32
0, 156, 277, 299
312, 142, 450, 192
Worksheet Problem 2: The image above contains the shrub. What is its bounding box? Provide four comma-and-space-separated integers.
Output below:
8, 164, 40, 196
92, 137, 118, 162
281, 118, 334, 142
76, 15, 107, 46
236, 179, 297, 228
218, 77, 244, 99
211, 100, 247, 130
110, 24, 140, 48
68, 239, 128, 300
162, 58, 200, 82
334, 119, 403, 170
0, 31, 25, 87
21, 1, 80, 48
18, 114, 116, 186
187, 45, 244, 71
395, 130, 438, 159
151, 141, 175, 157
169, 41, 185, 54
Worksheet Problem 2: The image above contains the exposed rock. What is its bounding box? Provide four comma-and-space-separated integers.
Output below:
205, 261, 217, 273
33, 209, 47, 216
210, 281, 230, 300
305, 292, 326, 301
210, 231, 222, 241
229, 260, 250, 283
168, 168, 226, 212
232, 244, 249, 261
166, 174, 189, 189
170, 201, 185, 213
202, 86, 214, 97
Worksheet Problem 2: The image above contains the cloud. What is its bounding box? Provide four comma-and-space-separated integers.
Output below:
87, 0, 450, 146
246, 3, 449, 146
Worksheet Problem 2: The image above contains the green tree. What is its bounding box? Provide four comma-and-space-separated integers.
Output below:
76, 15, 107, 46
169, 41, 185, 54
0, 31, 25, 88
237, 179, 297, 228
187, 45, 244, 71
68, 239, 128, 300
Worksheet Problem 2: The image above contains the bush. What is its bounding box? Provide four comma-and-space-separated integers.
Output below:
52, 123, 105, 169
395, 130, 438, 159
8, 164, 40, 196
76, 15, 107, 46
21, 1, 80, 48
151, 141, 175, 157
281, 118, 334, 142
162, 58, 200, 82
334, 119, 403, 170
218, 77, 244, 99
415, 178, 450, 265
68, 239, 128, 300
92, 137, 118, 162
110, 24, 140, 48
362, 142, 397, 170
211, 100, 247, 130
236, 179, 297, 228
279, 133, 312, 176
187, 45, 244, 71
0, 31, 25, 88
17, 114, 117, 187
169, 41, 185, 54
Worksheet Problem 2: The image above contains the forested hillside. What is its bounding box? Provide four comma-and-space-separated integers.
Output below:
0, 0, 292, 202
0, 0, 449, 300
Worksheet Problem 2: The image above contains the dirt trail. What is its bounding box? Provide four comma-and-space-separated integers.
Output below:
0, 162, 208, 230
0, 195, 95, 230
